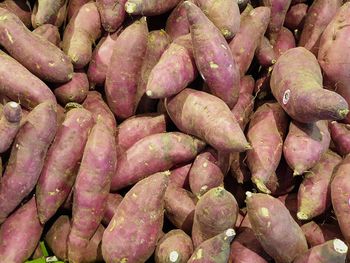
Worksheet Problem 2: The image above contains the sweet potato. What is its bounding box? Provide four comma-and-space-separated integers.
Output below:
165, 89, 250, 152
246, 192, 308, 262
116, 114, 166, 157
36, 108, 94, 224
105, 18, 148, 119
293, 239, 348, 263
0, 8, 73, 83
0, 102, 57, 223
0, 0, 31, 28
67, 0, 90, 20
301, 221, 344, 248
96, 0, 127, 32
255, 36, 277, 67
68, 120, 116, 263
102, 193, 123, 226
82, 91, 117, 133
102, 171, 169, 263
33, 24, 61, 46
329, 121, 350, 156
240, 75, 255, 95
278, 192, 301, 225
231, 92, 254, 130
318, 3, 350, 124
283, 120, 330, 175
136, 30, 171, 108
155, 230, 194, 263
270, 47, 349, 123
186, 1, 240, 108
188, 229, 236, 263
284, 3, 308, 31
146, 34, 197, 99
62, 2, 102, 69
165, 1, 190, 40
229, 7, 271, 76
165, 185, 196, 234
331, 154, 350, 245
0, 198, 43, 263
0, 50, 56, 110
31, 0, 66, 27
169, 163, 192, 189
299, 0, 342, 54
83, 224, 105, 263
273, 27, 296, 58
192, 187, 238, 247
270, 156, 296, 196
196, 0, 240, 39
125, 0, 181, 16
0, 102, 22, 153
247, 102, 288, 194
230, 152, 250, 184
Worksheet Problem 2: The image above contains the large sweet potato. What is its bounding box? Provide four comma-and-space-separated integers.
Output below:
67, 0, 90, 20
31, 0, 66, 27
96, 0, 127, 32
0, 0, 31, 28
125, 0, 181, 16
284, 3, 308, 31
329, 121, 350, 156
165, 1, 190, 40
33, 24, 61, 46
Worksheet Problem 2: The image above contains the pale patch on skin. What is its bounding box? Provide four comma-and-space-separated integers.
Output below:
260, 207, 269, 217
194, 248, 203, 259
5, 29, 13, 43
209, 61, 219, 69
169, 251, 179, 262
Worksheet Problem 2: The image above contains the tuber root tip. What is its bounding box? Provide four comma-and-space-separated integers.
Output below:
333, 239, 348, 254
125, 2, 137, 14
169, 251, 179, 262
297, 211, 309, 220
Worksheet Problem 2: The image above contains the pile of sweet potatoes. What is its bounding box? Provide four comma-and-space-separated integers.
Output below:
1, 0, 350, 263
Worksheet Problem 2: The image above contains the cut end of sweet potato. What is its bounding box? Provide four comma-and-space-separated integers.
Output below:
125, 2, 137, 14
297, 211, 309, 221
245, 191, 253, 199
169, 251, 179, 262
338, 109, 350, 119
252, 178, 271, 194
333, 239, 348, 254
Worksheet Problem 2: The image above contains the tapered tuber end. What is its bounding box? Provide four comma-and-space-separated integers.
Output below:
252, 178, 271, 194
293, 170, 300, 176
4, 101, 22, 123
245, 144, 253, 150
163, 170, 171, 177
169, 251, 179, 262
146, 90, 153, 97
245, 191, 253, 198
338, 109, 349, 119
221, 28, 232, 39
65, 102, 83, 111
297, 211, 309, 220
125, 2, 137, 14
333, 239, 348, 254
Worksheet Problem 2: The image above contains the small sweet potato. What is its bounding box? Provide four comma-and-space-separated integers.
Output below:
255, 36, 277, 68
62, 2, 102, 69
155, 230, 194, 263
165, 89, 250, 152
0, 7, 73, 83
105, 18, 148, 119
240, 75, 255, 95
83, 224, 105, 263
273, 27, 296, 58
165, 1, 190, 40
246, 192, 308, 262
283, 120, 330, 175
270, 47, 349, 123
230, 152, 250, 184
329, 121, 350, 156
33, 24, 61, 46
188, 229, 236, 263
96, 0, 127, 32
0, 198, 43, 263
0, 0, 31, 28
125, 0, 181, 16
284, 3, 308, 31
111, 131, 205, 190
102, 193, 123, 226
67, 0, 90, 20
36, 108, 94, 224
102, 171, 169, 263
0, 102, 57, 223
31, 0, 66, 27
0, 101, 22, 153
278, 193, 301, 225
231, 92, 254, 130
186, 1, 240, 108
192, 187, 238, 247
169, 163, 192, 189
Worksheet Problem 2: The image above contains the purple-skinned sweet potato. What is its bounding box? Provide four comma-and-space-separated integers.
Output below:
188, 229, 236, 263
230, 152, 250, 184
36, 108, 94, 224
229, 7, 271, 76
283, 120, 330, 175
31, 0, 66, 27
165, 1, 190, 40
67, 0, 90, 20
0, 8, 73, 83
105, 17, 148, 120
102, 171, 169, 263
293, 239, 348, 263
169, 163, 192, 189
299, 0, 342, 54
192, 187, 238, 247
255, 36, 277, 68
0, 198, 43, 263
273, 27, 296, 58
270, 156, 296, 196
155, 229, 194, 263
270, 47, 349, 123
125, 0, 181, 16
136, 30, 171, 108
196, 0, 240, 39
284, 3, 308, 31
185, 1, 240, 108
68, 120, 116, 263
33, 24, 61, 46
111, 131, 205, 190
278, 193, 301, 225
0, 50, 56, 110
146, 34, 197, 99
62, 2, 102, 69
318, 3, 350, 124
102, 193, 123, 226
246, 192, 308, 262
165, 89, 250, 153
0, 101, 22, 153
301, 221, 344, 248
329, 121, 350, 156
96, 0, 127, 32
116, 114, 166, 157
231, 92, 254, 130
165, 184, 196, 234
331, 154, 350, 245
82, 91, 117, 133
83, 224, 105, 263
297, 150, 342, 220
240, 75, 255, 95
0, 102, 57, 223
0, 0, 31, 28
246, 102, 288, 194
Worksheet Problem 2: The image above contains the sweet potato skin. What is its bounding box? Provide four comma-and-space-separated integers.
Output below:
0, 0, 31, 28
165, 89, 250, 152
0, 8, 73, 83
102, 172, 169, 263
31, 0, 66, 27
255, 36, 277, 68
125, 0, 181, 16
329, 121, 350, 156
0, 102, 57, 223
67, 0, 90, 20
36, 108, 94, 224
273, 27, 296, 58
96, 0, 127, 32
0, 198, 43, 263
102, 193, 123, 226
284, 3, 308, 31
0, 102, 22, 153
169, 163, 192, 188
111, 131, 205, 190
231, 92, 254, 130
33, 24, 61, 46
165, 1, 190, 40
